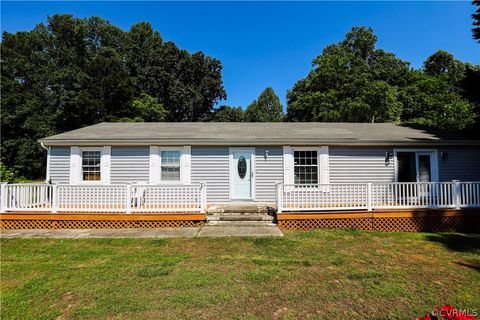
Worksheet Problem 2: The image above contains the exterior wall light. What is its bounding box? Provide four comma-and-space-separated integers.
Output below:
264, 149, 269, 159
441, 151, 448, 160
385, 151, 392, 166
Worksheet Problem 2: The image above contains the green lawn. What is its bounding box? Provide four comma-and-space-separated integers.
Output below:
1, 230, 479, 319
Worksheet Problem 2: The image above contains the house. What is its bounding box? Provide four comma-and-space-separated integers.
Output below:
39, 122, 480, 201
1, 122, 479, 231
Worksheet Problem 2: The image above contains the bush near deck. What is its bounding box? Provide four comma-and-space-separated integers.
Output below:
1, 230, 479, 319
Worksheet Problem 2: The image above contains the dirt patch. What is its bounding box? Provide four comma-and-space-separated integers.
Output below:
56, 292, 76, 320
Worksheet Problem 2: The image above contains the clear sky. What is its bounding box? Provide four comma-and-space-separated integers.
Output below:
2, 1, 479, 109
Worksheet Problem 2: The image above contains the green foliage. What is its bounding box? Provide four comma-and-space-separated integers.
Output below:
130, 92, 168, 122
473, 0, 480, 42
399, 71, 476, 130
1, 14, 226, 179
244, 87, 284, 122
287, 26, 477, 130
287, 27, 408, 123
2, 15, 479, 180
0, 161, 15, 182
423, 50, 466, 86
211, 105, 244, 122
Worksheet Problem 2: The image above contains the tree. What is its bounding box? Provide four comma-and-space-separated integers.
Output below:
125, 23, 226, 121
287, 27, 407, 123
1, 14, 227, 179
287, 26, 477, 130
398, 71, 476, 130
244, 87, 284, 122
473, 0, 480, 42
211, 106, 244, 122
423, 50, 465, 87
130, 92, 167, 121
0, 161, 15, 183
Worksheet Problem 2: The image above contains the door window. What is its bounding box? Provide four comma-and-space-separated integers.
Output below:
238, 156, 247, 179
397, 152, 416, 182
417, 155, 431, 182
396, 151, 434, 182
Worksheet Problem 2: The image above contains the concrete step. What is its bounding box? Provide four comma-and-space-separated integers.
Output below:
207, 204, 275, 214
207, 214, 274, 222
208, 211, 273, 216
206, 221, 277, 227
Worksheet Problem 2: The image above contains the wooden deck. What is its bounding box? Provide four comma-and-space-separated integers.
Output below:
0, 213, 206, 229
1, 208, 479, 232
277, 208, 480, 232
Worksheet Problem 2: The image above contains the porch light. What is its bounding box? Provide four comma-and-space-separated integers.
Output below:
441, 151, 448, 160
385, 151, 392, 166
264, 149, 269, 159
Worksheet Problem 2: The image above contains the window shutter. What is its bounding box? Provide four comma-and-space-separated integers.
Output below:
181, 146, 191, 185
318, 146, 329, 184
69, 146, 82, 184
149, 146, 160, 184
101, 146, 111, 184
283, 146, 294, 184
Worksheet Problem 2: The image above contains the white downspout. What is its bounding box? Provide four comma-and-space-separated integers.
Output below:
40, 142, 50, 183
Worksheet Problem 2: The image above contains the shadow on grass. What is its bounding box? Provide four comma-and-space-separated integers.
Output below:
455, 260, 480, 272
426, 233, 480, 254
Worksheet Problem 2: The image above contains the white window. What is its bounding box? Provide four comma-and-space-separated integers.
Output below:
161, 150, 181, 181
82, 150, 101, 181
284, 146, 329, 185
149, 146, 191, 184
70, 146, 110, 184
294, 150, 318, 184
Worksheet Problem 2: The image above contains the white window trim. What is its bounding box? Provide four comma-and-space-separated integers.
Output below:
287, 146, 329, 185
283, 146, 294, 185
70, 146, 110, 184
229, 147, 255, 201
45, 146, 51, 183
149, 146, 191, 185
393, 148, 439, 182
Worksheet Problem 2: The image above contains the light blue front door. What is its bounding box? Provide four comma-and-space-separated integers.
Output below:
232, 150, 253, 199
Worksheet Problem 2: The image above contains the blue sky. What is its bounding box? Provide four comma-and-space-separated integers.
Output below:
2, 1, 479, 109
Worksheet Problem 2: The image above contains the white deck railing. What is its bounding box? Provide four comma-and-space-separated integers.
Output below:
459, 182, 480, 208
57, 185, 128, 212
130, 184, 205, 212
1, 183, 53, 212
371, 182, 455, 209
0, 183, 207, 213
276, 181, 480, 212
279, 183, 369, 211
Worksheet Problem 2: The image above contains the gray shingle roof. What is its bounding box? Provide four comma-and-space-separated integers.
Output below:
39, 122, 480, 146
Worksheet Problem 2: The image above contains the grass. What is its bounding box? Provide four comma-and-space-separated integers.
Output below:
1, 230, 479, 319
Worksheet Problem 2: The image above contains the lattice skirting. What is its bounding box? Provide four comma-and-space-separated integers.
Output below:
278, 216, 480, 232
279, 218, 373, 231
0, 219, 204, 229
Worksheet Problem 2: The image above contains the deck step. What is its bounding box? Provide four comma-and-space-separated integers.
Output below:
207, 214, 274, 222
206, 221, 277, 227
207, 204, 275, 214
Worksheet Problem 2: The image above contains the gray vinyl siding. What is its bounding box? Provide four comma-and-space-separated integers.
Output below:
255, 147, 283, 202
439, 147, 480, 181
191, 147, 230, 202
49, 147, 70, 184
329, 147, 395, 183
110, 147, 150, 184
